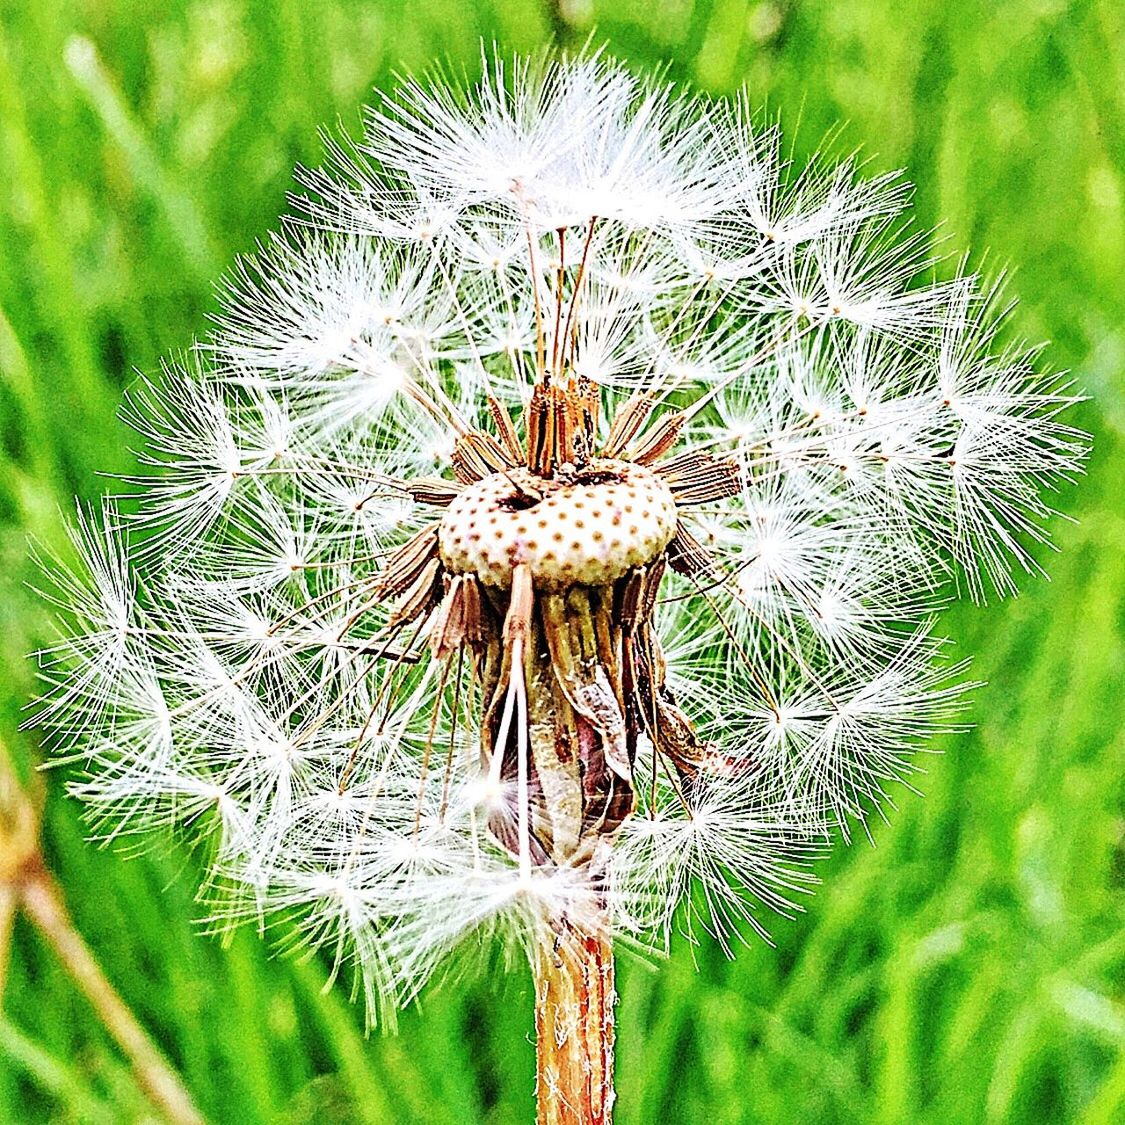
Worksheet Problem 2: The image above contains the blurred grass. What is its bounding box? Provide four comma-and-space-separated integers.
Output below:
0, 0, 1122, 1121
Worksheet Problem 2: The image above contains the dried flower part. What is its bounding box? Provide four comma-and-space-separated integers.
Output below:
525, 378, 601, 476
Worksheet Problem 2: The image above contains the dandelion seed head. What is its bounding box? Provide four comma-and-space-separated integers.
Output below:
31, 50, 1086, 1020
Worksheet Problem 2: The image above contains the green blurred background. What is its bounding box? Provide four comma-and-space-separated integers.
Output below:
0, 0, 1122, 1121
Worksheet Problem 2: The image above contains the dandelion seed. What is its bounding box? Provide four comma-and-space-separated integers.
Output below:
32, 51, 1085, 1123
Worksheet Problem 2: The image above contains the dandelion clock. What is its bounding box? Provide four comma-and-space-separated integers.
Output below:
33, 52, 1085, 1123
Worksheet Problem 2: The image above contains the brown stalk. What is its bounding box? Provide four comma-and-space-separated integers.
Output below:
534, 919, 615, 1125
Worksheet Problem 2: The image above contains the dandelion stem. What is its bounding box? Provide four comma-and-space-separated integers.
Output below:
534, 918, 615, 1125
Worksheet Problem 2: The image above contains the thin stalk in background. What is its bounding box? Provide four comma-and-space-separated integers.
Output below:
0, 745, 202, 1125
